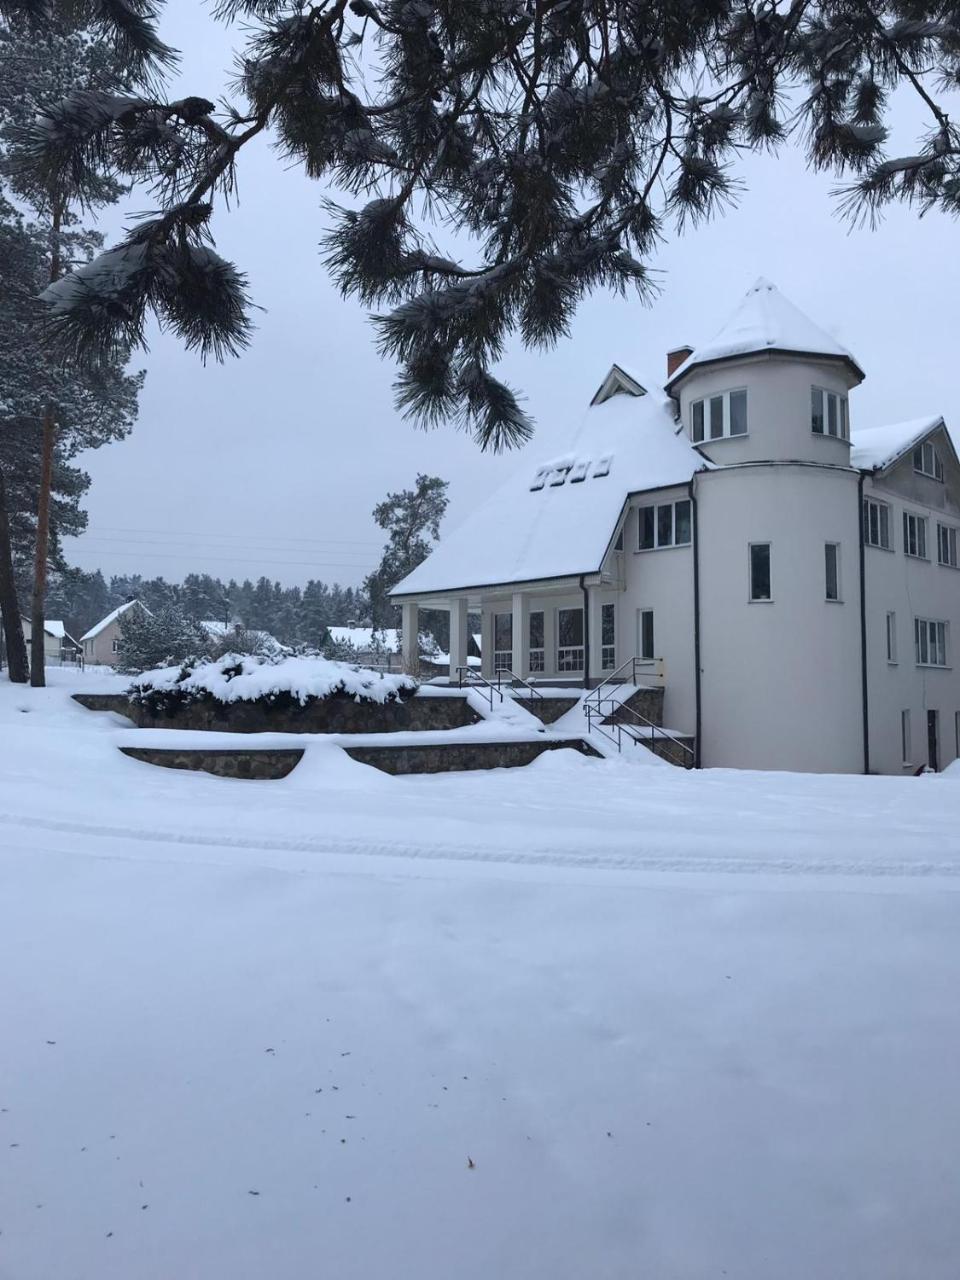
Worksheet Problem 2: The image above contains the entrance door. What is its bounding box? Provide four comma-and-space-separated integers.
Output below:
636, 608, 654, 661
927, 710, 940, 772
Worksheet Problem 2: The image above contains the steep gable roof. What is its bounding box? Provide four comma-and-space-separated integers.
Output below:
665, 278, 864, 390
392, 374, 708, 598
850, 415, 953, 472
80, 599, 150, 642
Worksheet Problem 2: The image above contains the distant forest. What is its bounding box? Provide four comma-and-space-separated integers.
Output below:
47, 568, 372, 647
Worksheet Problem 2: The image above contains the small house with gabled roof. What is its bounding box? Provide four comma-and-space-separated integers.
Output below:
392, 279, 960, 774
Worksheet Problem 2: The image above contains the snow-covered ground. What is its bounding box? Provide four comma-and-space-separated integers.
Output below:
2, 670, 959, 1279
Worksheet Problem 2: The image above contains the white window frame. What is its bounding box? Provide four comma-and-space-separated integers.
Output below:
600, 602, 616, 671
690, 388, 748, 443
937, 522, 959, 569
493, 611, 513, 673
885, 611, 897, 664
748, 542, 772, 603
914, 617, 948, 668
903, 511, 928, 560
111, 637, 119, 654
824, 542, 841, 602
556, 607, 584, 673
901, 709, 912, 766
811, 386, 850, 440
913, 440, 944, 481
528, 610, 545, 673
637, 498, 692, 551
862, 497, 892, 550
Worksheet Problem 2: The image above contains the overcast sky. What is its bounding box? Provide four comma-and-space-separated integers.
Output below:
62, 3, 960, 589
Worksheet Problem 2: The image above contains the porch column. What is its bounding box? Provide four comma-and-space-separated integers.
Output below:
448, 598, 469, 683
587, 588, 604, 685
511, 591, 529, 677
401, 600, 419, 676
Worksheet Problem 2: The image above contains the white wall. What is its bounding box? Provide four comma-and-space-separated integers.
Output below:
697, 464, 864, 772
676, 355, 857, 468
863, 436, 960, 774
614, 488, 697, 733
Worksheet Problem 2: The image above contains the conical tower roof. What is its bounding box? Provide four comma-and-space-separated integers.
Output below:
665, 278, 864, 389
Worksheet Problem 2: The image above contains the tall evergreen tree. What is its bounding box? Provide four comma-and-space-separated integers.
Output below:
0, 15, 144, 684
9, 0, 960, 450
365, 474, 448, 631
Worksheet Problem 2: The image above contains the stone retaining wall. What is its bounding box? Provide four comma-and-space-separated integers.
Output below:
75, 690, 480, 734
120, 746, 304, 779
344, 737, 601, 775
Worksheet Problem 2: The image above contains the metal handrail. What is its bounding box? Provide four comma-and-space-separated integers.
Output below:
456, 665, 504, 708
496, 669, 544, 700
603, 699, 694, 765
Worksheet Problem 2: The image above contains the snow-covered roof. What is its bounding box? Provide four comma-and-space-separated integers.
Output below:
44, 620, 66, 639
850, 416, 946, 472
392, 379, 708, 598
666, 278, 863, 389
80, 599, 150, 642
327, 627, 400, 652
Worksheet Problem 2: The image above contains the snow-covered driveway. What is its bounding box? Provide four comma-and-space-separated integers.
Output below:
1, 673, 959, 1278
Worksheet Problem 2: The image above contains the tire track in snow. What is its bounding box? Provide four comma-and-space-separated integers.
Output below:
0, 809, 957, 880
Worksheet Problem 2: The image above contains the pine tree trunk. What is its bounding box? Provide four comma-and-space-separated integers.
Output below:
0, 468, 29, 683
29, 405, 57, 687
29, 201, 63, 689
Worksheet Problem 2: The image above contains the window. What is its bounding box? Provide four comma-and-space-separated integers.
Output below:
913, 441, 944, 481
493, 611, 512, 673
915, 618, 948, 667
749, 543, 771, 601
901, 710, 912, 765
637, 499, 692, 550
956, 710, 960, 759
862, 497, 891, 550
691, 389, 747, 442
824, 543, 840, 601
937, 523, 959, 568
557, 608, 584, 672
811, 387, 849, 439
903, 511, 928, 559
601, 603, 616, 670
886, 611, 897, 664
638, 608, 654, 661
111, 637, 119, 654
529, 611, 544, 673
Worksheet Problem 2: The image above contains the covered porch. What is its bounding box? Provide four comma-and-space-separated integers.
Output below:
398, 578, 626, 688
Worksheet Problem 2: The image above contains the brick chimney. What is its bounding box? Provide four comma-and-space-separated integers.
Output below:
667, 345, 694, 378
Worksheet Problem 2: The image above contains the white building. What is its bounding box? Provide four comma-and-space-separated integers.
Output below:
80, 600, 150, 667
392, 279, 960, 774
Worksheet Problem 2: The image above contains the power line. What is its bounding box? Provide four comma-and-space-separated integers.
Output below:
65, 546, 377, 570
72, 525, 384, 548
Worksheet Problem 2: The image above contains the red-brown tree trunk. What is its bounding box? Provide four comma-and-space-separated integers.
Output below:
29, 202, 63, 688
0, 468, 29, 683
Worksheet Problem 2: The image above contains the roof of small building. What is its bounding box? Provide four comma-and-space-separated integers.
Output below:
849, 415, 947, 472
392, 378, 708, 598
665, 278, 864, 389
80, 599, 150, 642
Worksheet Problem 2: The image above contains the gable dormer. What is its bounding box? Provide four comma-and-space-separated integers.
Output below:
665, 279, 864, 467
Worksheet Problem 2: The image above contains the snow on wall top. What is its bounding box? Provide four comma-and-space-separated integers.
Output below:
80, 599, 150, 642
665, 278, 863, 388
392, 380, 707, 598
850, 416, 946, 471
327, 627, 400, 652
129, 653, 416, 705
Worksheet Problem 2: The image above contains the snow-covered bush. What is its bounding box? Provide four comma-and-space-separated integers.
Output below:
127, 651, 417, 717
